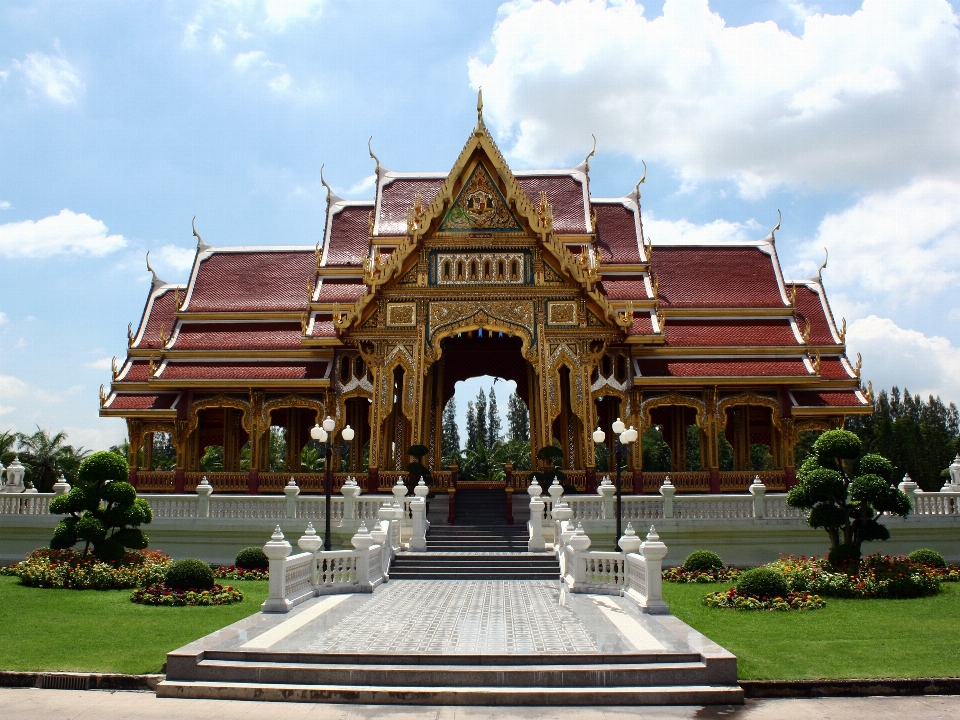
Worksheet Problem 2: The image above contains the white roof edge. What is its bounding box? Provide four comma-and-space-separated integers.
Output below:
785, 278, 843, 343
131, 283, 185, 348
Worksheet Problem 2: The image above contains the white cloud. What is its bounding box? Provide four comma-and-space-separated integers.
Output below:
343, 174, 377, 197
0, 201, 11, 210
470, 0, 960, 195
0, 210, 126, 258
83, 357, 113, 370
262, 0, 324, 30
793, 178, 960, 315
152, 244, 197, 274
644, 215, 759, 244
0, 311, 7, 326
847, 316, 960, 402
0, 406, 13, 417
13, 52, 83, 105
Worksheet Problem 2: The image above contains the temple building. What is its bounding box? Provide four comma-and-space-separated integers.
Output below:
100, 99, 870, 497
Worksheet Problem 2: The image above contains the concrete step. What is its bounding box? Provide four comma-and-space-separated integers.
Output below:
156, 680, 744, 705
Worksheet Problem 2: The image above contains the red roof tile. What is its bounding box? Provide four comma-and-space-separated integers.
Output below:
317, 279, 366, 302
594, 202, 640, 263
377, 178, 444, 236
793, 285, 838, 344
817, 357, 855, 379
171, 322, 303, 350
664, 319, 798, 347
637, 358, 809, 377
310, 318, 336, 337
108, 393, 178, 410
791, 390, 867, 407
652, 247, 784, 308
630, 313, 655, 335
116, 360, 152, 383
134, 288, 178, 350
326, 205, 370, 266
599, 278, 649, 300
517, 175, 587, 234
160, 362, 329, 381
186, 251, 314, 312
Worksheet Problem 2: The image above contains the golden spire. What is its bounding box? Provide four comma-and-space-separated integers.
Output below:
149, 355, 157, 377
789, 284, 797, 308
159, 324, 169, 347
475, 87, 486, 134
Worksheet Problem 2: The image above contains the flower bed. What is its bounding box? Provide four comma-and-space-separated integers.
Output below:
130, 583, 243, 606
213, 565, 269, 581
768, 553, 941, 599
4, 549, 171, 590
703, 588, 826, 611
662, 566, 742, 583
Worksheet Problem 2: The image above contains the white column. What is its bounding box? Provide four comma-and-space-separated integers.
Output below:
598, 476, 615, 520
748, 476, 766, 518
284, 478, 301, 519
196, 477, 213, 518
639, 526, 669, 614
298, 522, 322, 589
899, 474, 919, 508
528, 495, 546, 551
351, 523, 375, 589
261, 526, 293, 613
409, 496, 427, 551
659, 477, 675, 519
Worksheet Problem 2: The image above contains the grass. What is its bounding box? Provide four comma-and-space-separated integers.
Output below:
663, 580, 960, 680
0, 576, 268, 675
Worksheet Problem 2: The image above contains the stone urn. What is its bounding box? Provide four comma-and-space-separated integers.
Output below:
298, 522, 322, 553
351, 522, 375, 551
618, 522, 642, 554
568, 523, 592, 552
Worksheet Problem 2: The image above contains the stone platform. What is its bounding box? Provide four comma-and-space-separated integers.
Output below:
159, 579, 742, 705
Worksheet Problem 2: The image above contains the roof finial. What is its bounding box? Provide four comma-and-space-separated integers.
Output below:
320, 163, 342, 204
817, 247, 829, 281
583, 134, 596, 173
475, 87, 485, 133
192, 216, 211, 252
145, 251, 166, 292
367, 136, 383, 178
767, 209, 781, 244
633, 161, 647, 198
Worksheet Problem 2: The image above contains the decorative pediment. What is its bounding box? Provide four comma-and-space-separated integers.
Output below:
439, 161, 522, 232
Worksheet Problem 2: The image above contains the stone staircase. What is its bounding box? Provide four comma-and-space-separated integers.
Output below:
454, 488, 509, 525
159, 648, 744, 705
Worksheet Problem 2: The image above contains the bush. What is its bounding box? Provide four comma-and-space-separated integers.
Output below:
235, 547, 269, 570
7, 549, 170, 590
908, 548, 947, 569
165, 559, 215, 590
827, 543, 862, 570
131, 584, 242, 606
683, 550, 724, 573
767, 553, 942, 599
736, 567, 789, 598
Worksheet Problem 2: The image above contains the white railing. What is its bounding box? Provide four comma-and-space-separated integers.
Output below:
208, 496, 287, 519
567, 496, 603, 520
912, 492, 960, 516
674, 496, 754, 519
0, 493, 54, 515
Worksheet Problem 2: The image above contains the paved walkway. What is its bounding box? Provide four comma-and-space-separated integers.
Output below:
3, 688, 959, 719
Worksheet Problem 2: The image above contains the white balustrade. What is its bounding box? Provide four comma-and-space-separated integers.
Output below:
0, 493, 53, 515
566, 496, 603, 520
674, 496, 754, 519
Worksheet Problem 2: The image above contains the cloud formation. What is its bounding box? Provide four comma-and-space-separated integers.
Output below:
152, 244, 197, 275
13, 52, 83, 105
0, 210, 126, 258
470, 0, 960, 196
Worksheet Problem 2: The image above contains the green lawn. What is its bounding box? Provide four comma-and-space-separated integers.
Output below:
663, 580, 960, 680
0, 576, 268, 675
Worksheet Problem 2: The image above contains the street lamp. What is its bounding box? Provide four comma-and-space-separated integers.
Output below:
593, 418, 638, 549
311, 416, 355, 551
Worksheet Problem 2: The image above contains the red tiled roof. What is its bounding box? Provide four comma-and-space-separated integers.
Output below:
637, 358, 810, 377
117, 360, 152, 383
817, 357, 855, 379
326, 205, 370, 266
108, 393, 178, 410
664, 319, 799, 347
793, 285, 837, 344
317, 279, 365, 302
134, 288, 178, 350
186, 251, 314, 312
594, 202, 640, 263
171, 322, 303, 350
516, 175, 587, 234
160, 362, 329, 381
377, 178, 444, 236
599, 278, 649, 300
652, 247, 784, 308
630, 313, 655, 335
791, 390, 867, 407
310, 318, 336, 337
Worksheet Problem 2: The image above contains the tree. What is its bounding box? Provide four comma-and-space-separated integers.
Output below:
465, 401, 477, 451
442, 398, 460, 463
475, 388, 488, 451
17, 427, 88, 492
506, 392, 529, 442
151, 433, 177, 471
49, 451, 153, 561
641, 428, 671, 472
786, 429, 911, 563
199, 445, 223, 472
487, 388, 501, 448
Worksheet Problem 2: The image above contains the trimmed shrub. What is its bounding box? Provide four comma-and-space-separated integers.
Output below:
683, 550, 724, 573
165, 558, 215, 591
235, 547, 269, 570
736, 567, 789, 598
827, 543, 862, 570
908, 548, 946, 569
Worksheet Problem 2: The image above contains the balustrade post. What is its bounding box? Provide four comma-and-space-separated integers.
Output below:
410, 497, 427, 551
284, 478, 301, 519
639, 525, 669, 614
659, 477, 675, 519
351, 523, 375, 589
709, 468, 720, 494
598, 476, 615, 520
568, 523, 591, 587
898, 474, 919, 510
748, 476, 766, 518
528, 489, 545, 552
174, 468, 185, 494
261, 527, 293, 613
196, 477, 213, 518
247, 468, 259, 495
632, 468, 643, 494
298, 522, 322, 589
52, 475, 71, 496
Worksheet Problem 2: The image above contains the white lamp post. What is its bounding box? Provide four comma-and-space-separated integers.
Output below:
592, 421, 638, 549
311, 416, 354, 551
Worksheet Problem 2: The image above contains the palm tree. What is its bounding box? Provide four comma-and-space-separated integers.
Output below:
16, 427, 88, 492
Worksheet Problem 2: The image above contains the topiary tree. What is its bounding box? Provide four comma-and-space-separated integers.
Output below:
683, 550, 724, 573
48, 451, 153, 561
406, 444, 432, 489
531, 445, 567, 489
165, 558, 214, 590
787, 429, 911, 564
908, 548, 946, 569
235, 546, 269, 570
736, 567, 788, 598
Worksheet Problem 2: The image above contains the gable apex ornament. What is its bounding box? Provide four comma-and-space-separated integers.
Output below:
145, 251, 167, 293
320, 164, 342, 205
192, 216, 211, 252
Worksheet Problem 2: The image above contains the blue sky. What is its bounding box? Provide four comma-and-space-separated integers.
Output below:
3, 0, 960, 450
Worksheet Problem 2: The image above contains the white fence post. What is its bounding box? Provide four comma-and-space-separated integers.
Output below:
284, 478, 300, 518
261, 526, 293, 613
196, 477, 213, 518
352, 523, 374, 589
409, 496, 427, 551
528, 479, 545, 551
598, 476, 615, 519
298, 522, 322, 587
749, 476, 766, 518
568, 523, 591, 588
659, 477, 675, 518
639, 526, 669, 614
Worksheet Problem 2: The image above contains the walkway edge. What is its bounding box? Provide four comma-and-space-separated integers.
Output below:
741, 678, 960, 697
0, 671, 161, 691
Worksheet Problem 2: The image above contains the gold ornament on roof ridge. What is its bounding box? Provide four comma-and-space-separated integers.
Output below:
789, 284, 797, 307
634, 160, 647, 198
368, 136, 383, 178
817, 248, 829, 281
812, 352, 821, 375
99, 385, 106, 407
839, 317, 846, 343
127, 322, 134, 346
159, 324, 169, 347
855, 353, 862, 378
111, 357, 118, 379
802, 319, 811, 344
582, 134, 596, 173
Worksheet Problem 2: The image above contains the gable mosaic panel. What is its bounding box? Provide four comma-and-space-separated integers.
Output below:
439, 162, 522, 232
